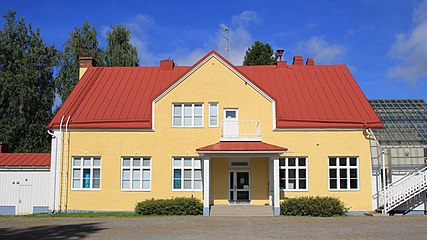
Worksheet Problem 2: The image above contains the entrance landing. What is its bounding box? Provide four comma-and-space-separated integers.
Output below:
210, 205, 273, 217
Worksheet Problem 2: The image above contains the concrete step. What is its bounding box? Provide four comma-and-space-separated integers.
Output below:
364, 211, 389, 217
210, 205, 273, 217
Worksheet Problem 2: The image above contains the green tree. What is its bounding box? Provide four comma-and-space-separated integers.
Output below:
56, 20, 102, 102
0, 10, 56, 152
105, 25, 139, 66
243, 41, 277, 66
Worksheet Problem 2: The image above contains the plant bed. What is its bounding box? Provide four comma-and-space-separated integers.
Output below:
280, 196, 348, 217
135, 196, 203, 216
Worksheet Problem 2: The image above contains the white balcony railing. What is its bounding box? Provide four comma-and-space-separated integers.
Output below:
220, 120, 261, 141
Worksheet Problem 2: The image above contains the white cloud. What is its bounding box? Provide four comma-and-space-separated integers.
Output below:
174, 10, 258, 66
345, 24, 374, 37
214, 11, 259, 65
387, 0, 427, 84
232, 11, 259, 27
103, 11, 258, 66
413, 0, 427, 24
100, 25, 111, 38
98, 14, 156, 65
217, 25, 254, 65
170, 48, 206, 66
125, 14, 156, 65
130, 36, 155, 66
295, 36, 347, 64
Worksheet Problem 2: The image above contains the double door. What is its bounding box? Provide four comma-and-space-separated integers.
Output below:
229, 171, 250, 203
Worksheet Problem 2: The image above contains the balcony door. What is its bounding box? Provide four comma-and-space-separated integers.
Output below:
223, 108, 238, 138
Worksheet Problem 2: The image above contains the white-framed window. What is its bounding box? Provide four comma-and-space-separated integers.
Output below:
328, 157, 359, 190
71, 156, 101, 190
279, 157, 307, 191
121, 157, 151, 191
172, 157, 202, 191
208, 102, 218, 127
172, 103, 203, 127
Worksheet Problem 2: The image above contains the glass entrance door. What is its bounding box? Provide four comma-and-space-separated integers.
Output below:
229, 171, 250, 203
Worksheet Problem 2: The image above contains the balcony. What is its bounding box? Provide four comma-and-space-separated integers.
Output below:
220, 120, 261, 141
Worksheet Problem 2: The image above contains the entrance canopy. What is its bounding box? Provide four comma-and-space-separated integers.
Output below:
197, 141, 287, 216
196, 141, 287, 156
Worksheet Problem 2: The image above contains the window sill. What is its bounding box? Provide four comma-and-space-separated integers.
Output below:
71, 188, 101, 191
172, 189, 203, 192
121, 189, 151, 192
280, 189, 308, 192
328, 189, 360, 192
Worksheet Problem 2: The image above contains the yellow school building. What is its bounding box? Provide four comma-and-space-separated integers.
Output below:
47, 51, 383, 216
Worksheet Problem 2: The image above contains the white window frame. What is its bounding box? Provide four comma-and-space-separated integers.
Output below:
71, 156, 101, 190
172, 103, 204, 127
172, 157, 202, 191
121, 157, 151, 191
223, 108, 238, 120
279, 157, 308, 191
328, 156, 359, 191
208, 102, 219, 127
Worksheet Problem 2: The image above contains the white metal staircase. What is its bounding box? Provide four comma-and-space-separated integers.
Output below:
375, 165, 427, 214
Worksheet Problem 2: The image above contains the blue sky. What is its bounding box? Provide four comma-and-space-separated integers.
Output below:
1, 0, 427, 101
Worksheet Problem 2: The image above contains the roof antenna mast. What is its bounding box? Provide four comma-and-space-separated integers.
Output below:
219, 24, 231, 60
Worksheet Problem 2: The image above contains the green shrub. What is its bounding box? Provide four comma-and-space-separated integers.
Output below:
280, 196, 348, 217
135, 196, 203, 215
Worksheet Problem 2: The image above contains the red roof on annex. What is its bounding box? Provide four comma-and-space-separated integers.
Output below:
0, 153, 50, 166
48, 50, 383, 129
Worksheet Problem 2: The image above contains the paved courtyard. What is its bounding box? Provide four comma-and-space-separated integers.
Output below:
0, 215, 426, 240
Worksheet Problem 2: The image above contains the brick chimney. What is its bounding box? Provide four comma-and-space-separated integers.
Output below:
79, 57, 94, 79
160, 59, 175, 70
276, 61, 288, 68
306, 58, 314, 66
292, 56, 303, 66
0, 143, 9, 153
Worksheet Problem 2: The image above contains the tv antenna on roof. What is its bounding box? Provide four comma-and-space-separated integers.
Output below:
219, 24, 231, 60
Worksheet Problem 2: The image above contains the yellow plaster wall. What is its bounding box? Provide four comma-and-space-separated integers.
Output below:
63, 56, 373, 212
211, 158, 228, 205
270, 130, 373, 211
250, 158, 269, 205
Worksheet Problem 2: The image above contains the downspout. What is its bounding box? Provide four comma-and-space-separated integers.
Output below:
63, 115, 71, 211
58, 116, 64, 212
47, 129, 58, 213
368, 128, 387, 214
381, 148, 387, 214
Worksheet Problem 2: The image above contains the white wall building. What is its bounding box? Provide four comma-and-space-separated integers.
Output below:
0, 144, 50, 215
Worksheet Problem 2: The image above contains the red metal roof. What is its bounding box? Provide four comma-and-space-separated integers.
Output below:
48, 50, 382, 129
48, 66, 191, 129
196, 141, 287, 152
0, 153, 50, 166
237, 64, 383, 128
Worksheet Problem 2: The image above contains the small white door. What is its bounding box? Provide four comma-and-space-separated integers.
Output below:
18, 185, 33, 215
223, 109, 238, 138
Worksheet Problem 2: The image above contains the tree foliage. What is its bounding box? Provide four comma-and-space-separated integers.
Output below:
0, 10, 56, 152
105, 25, 139, 67
55, 20, 103, 102
243, 40, 277, 66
